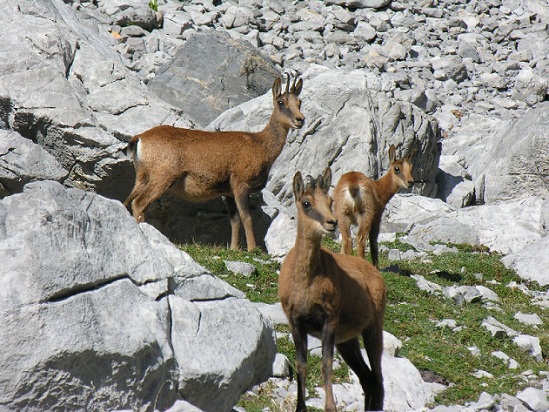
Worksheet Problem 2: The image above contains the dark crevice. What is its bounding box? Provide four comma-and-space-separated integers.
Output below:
155, 277, 176, 302
165, 277, 177, 366
0, 147, 16, 157
43, 273, 132, 303
189, 294, 235, 303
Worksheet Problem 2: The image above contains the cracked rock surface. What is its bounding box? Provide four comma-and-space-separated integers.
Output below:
0, 181, 276, 412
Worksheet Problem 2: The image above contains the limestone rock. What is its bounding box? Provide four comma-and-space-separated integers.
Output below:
149, 30, 280, 127
0, 130, 68, 197
0, 181, 276, 412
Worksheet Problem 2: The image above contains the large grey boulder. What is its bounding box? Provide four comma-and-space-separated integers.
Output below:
0, 181, 276, 412
482, 104, 549, 203
436, 155, 476, 208
443, 104, 549, 204
149, 30, 280, 127
0, 0, 192, 201
389, 195, 545, 255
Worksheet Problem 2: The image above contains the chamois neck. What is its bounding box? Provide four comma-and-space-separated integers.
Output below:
375, 172, 399, 205
293, 224, 323, 277
259, 113, 291, 153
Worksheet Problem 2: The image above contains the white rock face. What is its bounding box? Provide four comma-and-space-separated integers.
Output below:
502, 236, 549, 286
388, 195, 544, 256
0, 181, 276, 412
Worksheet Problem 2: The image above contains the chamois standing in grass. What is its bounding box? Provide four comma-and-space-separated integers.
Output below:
124, 75, 304, 250
279, 167, 387, 412
333, 144, 416, 267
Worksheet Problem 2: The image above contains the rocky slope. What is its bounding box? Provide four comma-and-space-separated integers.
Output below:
0, 0, 547, 411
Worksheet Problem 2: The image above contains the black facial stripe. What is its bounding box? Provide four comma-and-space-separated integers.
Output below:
307, 206, 329, 225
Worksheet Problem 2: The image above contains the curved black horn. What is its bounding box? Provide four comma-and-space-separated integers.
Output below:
285, 73, 291, 94
306, 174, 316, 190
291, 76, 298, 94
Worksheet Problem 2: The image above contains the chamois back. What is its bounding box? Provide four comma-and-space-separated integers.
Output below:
124, 74, 305, 251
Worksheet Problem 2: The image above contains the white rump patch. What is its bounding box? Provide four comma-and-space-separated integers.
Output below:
136, 138, 142, 161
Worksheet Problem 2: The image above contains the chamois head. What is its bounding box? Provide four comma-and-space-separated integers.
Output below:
272, 73, 305, 130
388, 144, 416, 190
293, 167, 337, 236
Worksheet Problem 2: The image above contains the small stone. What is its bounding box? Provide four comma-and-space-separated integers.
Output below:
517, 388, 549, 412
514, 312, 543, 327
471, 391, 495, 410
224, 260, 256, 277
513, 335, 543, 361
436, 319, 457, 329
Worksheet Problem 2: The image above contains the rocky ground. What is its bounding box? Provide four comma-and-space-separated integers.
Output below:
74, 0, 549, 124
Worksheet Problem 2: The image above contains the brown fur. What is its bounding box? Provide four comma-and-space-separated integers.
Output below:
279, 168, 386, 412
124, 75, 305, 250
333, 144, 416, 267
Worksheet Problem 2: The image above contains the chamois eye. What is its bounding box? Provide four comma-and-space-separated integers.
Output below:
302, 200, 311, 210
278, 100, 285, 107
394, 166, 401, 174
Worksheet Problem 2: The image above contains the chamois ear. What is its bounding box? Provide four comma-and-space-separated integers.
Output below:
293, 77, 303, 96
319, 167, 332, 192
388, 144, 397, 164
272, 77, 282, 98
293, 171, 304, 200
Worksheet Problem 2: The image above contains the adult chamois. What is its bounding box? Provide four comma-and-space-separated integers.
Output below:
124, 74, 305, 250
333, 144, 416, 267
279, 167, 387, 412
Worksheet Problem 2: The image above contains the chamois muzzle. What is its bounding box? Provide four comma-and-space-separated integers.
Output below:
293, 115, 305, 129
324, 218, 337, 234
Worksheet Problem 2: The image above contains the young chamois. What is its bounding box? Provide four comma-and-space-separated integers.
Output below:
333, 144, 416, 268
279, 167, 387, 412
124, 75, 304, 250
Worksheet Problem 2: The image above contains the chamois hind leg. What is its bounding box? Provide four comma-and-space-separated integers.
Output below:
224, 196, 241, 250
356, 214, 373, 261
368, 220, 381, 268
336, 337, 381, 411
130, 173, 174, 223
289, 321, 309, 412
363, 326, 384, 411
124, 169, 149, 212
337, 212, 354, 255
232, 185, 256, 251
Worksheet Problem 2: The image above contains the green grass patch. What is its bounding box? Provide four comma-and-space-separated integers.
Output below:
179, 240, 548, 410
179, 243, 281, 304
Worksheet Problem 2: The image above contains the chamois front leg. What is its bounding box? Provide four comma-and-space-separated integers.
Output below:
322, 319, 338, 412
336, 338, 373, 411
224, 197, 241, 250
232, 185, 257, 251
290, 321, 309, 412
368, 221, 381, 268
